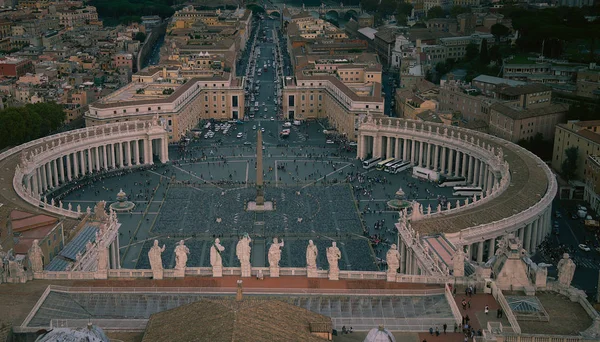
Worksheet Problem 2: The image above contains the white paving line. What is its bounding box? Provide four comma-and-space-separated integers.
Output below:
172, 165, 223, 190
302, 162, 352, 189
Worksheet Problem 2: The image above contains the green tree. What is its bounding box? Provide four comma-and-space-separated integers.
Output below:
479, 39, 490, 65
465, 43, 479, 61
0, 103, 65, 149
360, 0, 378, 12
450, 5, 470, 18
427, 6, 445, 19
489, 45, 502, 64
490, 23, 510, 41
561, 146, 579, 181
517, 133, 553, 161
134, 32, 147, 42
378, 0, 397, 16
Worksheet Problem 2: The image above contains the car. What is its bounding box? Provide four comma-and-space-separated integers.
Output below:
349, 142, 358, 147
326, 140, 334, 144
244, 141, 252, 146
264, 107, 268, 112
553, 221, 559, 228
236, 132, 243, 138
261, 128, 265, 132
252, 125, 257, 130
571, 213, 579, 220
261, 102, 265, 106
555, 211, 562, 218
553, 227, 560, 235
270, 117, 274, 121
579, 244, 591, 252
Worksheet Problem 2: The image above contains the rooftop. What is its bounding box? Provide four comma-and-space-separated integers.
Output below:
490, 103, 568, 120
472, 75, 526, 87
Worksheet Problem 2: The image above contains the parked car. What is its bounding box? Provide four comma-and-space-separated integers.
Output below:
578, 244, 591, 252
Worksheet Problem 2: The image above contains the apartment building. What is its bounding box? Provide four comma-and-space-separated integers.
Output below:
438, 80, 494, 122
488, 102, 567, 142
58, 6, 98, 28
86, 67, 244, 141
576, 67, 600, 99
553, 120, 600, 181
438, 33, 494, 60
282, 54, 384, 140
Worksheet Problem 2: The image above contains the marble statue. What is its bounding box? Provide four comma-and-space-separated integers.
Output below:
210, 238, 225, 267
236, 233, 252, 277
94, 201, 108, 221
557, 253, 576, 287
97, 246, 108, 272
386, 244, 400, 280
327, 242, 341, 280
452, 246, 465, 277
28, 240, 43, 273
174, 240, 190, 271
268, 237, 285, 277
306, 240, 318, 269
148, 240, 166, 279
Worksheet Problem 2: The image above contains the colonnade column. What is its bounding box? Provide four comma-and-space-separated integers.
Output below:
418, 141, 424, 167
477, 241, 484, 263
518, 227, 525, 244
400, 242, 406, 273
102, 145, 108, 169
45, 163, 52, 188
488, 238, 496, 260
433, 145, 439, 170
403, 139, 408, 161
386, 136, 392, 158
66, 154, 72, 181
87, 149, 93, 174
524, 223, 532, 253
80, 149, 86, 175
479, 163, 486, 188
473, 159, 480, 186
461, 152, 467, 178
467, 156, 474, 183
52, 159, 59, 187
410, 140, 416, 165
125, 141, 131, 166
440, 146, 446, 173
94, 147, 100, 171
110, 144, 116, 169
73, 151, 79, 178
426, 143, 432, 168
448, 149, 454, 175
58, 156, 64, 183
133, 140, 140, 165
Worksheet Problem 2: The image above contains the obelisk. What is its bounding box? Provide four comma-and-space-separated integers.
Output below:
256, 130, 264, 205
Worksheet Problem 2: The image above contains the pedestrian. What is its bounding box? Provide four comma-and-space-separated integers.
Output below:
468, 300, 471, 308
435, 327, 439, 336
485, 305, 489, 314
443, 323, 447, 334
429, 327, 433, 335
454, 323, 458, 332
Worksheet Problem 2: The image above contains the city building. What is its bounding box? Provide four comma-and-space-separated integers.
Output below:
553, 120, 600, 182
0, 57, 34, 77
282, 53, 384, 139
86, 67, 244, 141
576, 65, 600, 99
58, 6, 98, 28
488, 102, 568, 142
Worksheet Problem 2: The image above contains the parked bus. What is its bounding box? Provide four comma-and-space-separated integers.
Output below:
376, 158, 395, 171
389, 161, 412, 174
362, 157, 382, 169
452, 186, 483, 197
438, 175, 467, 187
412, 166, 440, 181
383, 159, 402, 172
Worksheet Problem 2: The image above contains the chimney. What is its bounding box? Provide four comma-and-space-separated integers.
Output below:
236, 280, 243, 301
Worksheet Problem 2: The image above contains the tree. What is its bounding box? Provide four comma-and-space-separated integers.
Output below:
489, 45, 502, 64
0, 103, 65, 149
490, 23, 510, 41
479, 39, 490, 65
450, 5, 470, 18
427, 6, 445, 19
360, 0, 378, 12
465, 43, 479, 61
561, 146, 579, 181
134, 32, 146, 42
378, 0, 397, 16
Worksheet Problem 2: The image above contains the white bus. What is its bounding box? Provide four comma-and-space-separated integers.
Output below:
438, 175, 467, 187
412, 166, 440, 181
362, 157, 382, 169
452, 186, 483, 197
383, 159, 402, 172
376, 158, 395, 171
389, 161, 412, 174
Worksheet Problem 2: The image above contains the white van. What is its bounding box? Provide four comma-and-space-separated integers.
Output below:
293, 120, 301, 126
283, 122, 292, 127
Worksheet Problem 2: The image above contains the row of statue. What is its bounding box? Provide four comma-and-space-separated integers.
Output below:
145, 235, 405, 280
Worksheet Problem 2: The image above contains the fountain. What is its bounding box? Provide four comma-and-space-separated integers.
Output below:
109, 189, 136, 212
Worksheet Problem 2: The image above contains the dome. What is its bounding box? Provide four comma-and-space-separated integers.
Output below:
363, 325, 396, 342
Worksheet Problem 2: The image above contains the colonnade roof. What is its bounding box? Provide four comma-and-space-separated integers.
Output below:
412, 140, 548, 234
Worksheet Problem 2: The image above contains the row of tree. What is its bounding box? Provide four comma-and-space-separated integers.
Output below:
0, 103, 66, 150
90, 0, 175, 25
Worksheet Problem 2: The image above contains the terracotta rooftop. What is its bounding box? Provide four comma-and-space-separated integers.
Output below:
490, 103, 568, 120
142, 298, 331, 342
